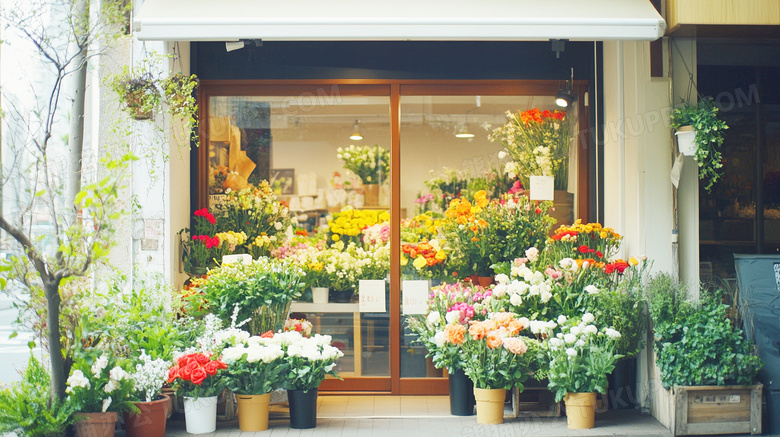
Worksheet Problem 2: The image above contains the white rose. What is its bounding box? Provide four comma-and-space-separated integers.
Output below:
569, 326, 581, 336
427, 311, 442, 326
495, 274, 509, 284
585, 325, 598, 335
445, 311, 460, 325
492, 283, 507, 298
564, 333, 577, 344
606, 328, 622, 339
433, 331, 446, 348
509, 293, 523, 306
557, 315, 567, 325
525, 247, 539, 262
575, 339, 586, 348
582, 313, 596, 324
565, 348, 577, 358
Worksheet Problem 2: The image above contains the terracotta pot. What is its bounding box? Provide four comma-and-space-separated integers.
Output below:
123, 395, 169, 437
476, 276, 494, 287
236, 393, 271, 432
564, 392, 596, 429
364, 184, 380, 206
474, 387, 506, 424
74, 412, 117, 437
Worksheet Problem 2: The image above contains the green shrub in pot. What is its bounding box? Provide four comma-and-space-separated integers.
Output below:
670, 98, 729, 192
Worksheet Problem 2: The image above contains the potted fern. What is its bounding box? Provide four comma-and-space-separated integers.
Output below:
670, 98, 729, 192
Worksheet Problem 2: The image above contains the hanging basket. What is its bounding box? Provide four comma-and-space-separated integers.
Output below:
675, 125, 697, 156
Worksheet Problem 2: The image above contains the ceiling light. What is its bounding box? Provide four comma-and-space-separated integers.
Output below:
556, 67, 575, 108
349, 120, 363, 141
455, 124, 475, 139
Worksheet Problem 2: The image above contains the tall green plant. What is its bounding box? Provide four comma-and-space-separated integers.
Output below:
670, 98, 729, 192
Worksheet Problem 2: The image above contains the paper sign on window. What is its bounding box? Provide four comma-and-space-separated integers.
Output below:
359, 280, 386, 313
529, 176, 554, 201
402, 280, 429, 315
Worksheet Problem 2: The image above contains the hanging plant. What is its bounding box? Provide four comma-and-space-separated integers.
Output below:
162, 73, 199, 147
670, 98, 729, 192
108, 67, 161, 120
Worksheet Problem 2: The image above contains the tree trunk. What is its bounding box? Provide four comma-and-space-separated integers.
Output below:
45, 280, 67, 402
65, 0, 90, 223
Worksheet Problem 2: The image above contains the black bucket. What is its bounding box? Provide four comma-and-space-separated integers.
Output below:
288, 389, 318, 429
448, 369, 476, 416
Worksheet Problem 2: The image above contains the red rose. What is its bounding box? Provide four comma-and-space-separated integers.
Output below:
195, 354, 210, 365
167, 366, 180, 383
177, 355, 189, 368
203, 361, 218, 376
214, 360, 228, 370
179, 366, 193, 381
186, 360, 200, 372
190, 367, 208, 385
260, 331, 274, 338
578, 245, 589, 254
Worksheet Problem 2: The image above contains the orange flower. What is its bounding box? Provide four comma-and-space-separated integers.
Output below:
507, 319, 525, 336
468, 320, 496, 340
486, 331, 504, 349
444, 323, 466, 345
502, 337, 528, 355
493, 312, 513, 327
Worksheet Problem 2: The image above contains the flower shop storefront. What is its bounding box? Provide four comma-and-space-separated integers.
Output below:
193, 79, 590, 394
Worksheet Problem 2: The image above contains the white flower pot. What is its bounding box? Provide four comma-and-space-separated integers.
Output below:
183, 396, 217, 434
675, 125, 697, 156
312, 287, 329, 304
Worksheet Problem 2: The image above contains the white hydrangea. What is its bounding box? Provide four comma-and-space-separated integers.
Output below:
445, 311, 460, 325
557, 315, 568, 325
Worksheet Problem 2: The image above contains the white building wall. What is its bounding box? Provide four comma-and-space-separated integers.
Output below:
602, 40, 675, 420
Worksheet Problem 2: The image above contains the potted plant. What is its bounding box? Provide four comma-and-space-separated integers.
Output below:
670, 98, 729, 192
166, 352, 228, 434
279, 331, 344, 429
108, 66, 161, 120
544, 314, 623, 429
66, 352, 137, 437
220, 329, 287, 431
454, 313, 538, 424
161, 72, 200, 147
123, 351, 171, 437
645, 274, 763, 436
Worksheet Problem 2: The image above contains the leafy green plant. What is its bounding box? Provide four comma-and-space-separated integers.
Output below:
108, 66, 161, 120
161, 72, 199, 146
0, 355, 76, 437
670, 98, 729, 192
192, 258, 306, 334
646, 273, 762, 388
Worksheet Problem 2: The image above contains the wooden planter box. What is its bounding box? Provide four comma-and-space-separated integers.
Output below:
669, 385, 762, 436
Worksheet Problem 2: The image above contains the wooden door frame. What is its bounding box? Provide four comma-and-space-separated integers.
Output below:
197, 79, 591, 395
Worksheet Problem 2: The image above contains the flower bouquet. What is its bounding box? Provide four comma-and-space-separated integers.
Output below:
179, 208, 221, 275
401, 239, 452, 280
545, 314, 622, 429
401, 212, 443, 243
490, 108, 570, 190
547, 220, 622, 262
328, 207, 389, 246
336, 144, 390, 185
167, 352, 228, 434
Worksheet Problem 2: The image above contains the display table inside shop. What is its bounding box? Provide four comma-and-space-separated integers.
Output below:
290, 302, 372, 377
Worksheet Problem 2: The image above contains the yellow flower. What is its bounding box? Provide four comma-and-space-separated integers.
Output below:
629, 256, 639, 266
400, 255, 408, 266
413, 256, 427, 269
332, 234, 340, 242
434, 251, 447, 261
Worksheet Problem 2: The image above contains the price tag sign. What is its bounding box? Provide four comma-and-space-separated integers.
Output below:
222, 254, 252, 265
402, 280, 429, 315
529, 175, 555, 201
359, 280, 386, 313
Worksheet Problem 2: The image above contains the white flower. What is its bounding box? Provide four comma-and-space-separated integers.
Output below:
565, 348, 577, 358
569, 326, 581, 336
102, 397, 112, 413
575, 339, 586, 348
433, 331, 446, 348
495, 274, 509, 284
549, 338, 563, 349
540, 289, 552, 303
498, 150, 508, 159
66, 370, 90, 393
584, 325, 598, 335
92, 354, 109, 376
109, 366, 129, 381
585, 285, 600, 295
564, 333, 577, 344
525, 247, 539, 262
509, 293, 523, 306
427, 311, 442, 326
605, 328, 622, 339
557, 315, 567, 325
445, 311, 460, 325
582, 313, 595, 324
492, 283, 507, 298
104, 379, 119, 393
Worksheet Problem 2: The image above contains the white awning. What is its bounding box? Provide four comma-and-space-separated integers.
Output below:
133, 0, 666, 42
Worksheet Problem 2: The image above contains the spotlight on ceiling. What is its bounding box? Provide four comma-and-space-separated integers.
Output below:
556, 67, 575, 108
349, 120, 363, 141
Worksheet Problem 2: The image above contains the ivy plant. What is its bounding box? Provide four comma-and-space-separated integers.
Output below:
670, 98, 729, 192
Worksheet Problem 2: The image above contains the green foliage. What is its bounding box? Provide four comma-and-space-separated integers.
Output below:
66, 350, 137, 414
670, 98, 729, 192
591, 261, 649, 357
0, 355, 76, 437
161, 73, 200, 147
646, 274, 762, 388
192, 258, 306, 334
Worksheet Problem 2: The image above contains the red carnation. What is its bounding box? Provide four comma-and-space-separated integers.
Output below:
596, 251, 603, 258
578, 245, 589, 254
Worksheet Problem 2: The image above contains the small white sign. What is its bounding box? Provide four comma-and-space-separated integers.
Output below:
670, 154, 684, 188
402, 280, 430, 315
359, 280, 386, 313
529, 176, 555, 201
222, 254, 252, 265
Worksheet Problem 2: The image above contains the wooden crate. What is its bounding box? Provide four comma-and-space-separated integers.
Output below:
509, 386, 561, 418
670, 385, 762, 436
